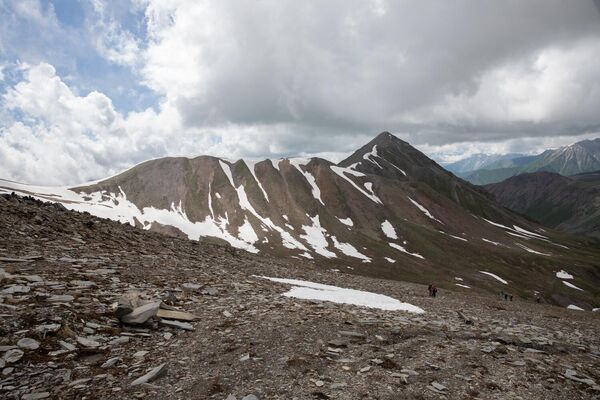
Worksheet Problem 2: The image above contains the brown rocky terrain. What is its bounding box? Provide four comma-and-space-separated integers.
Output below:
1, 193, 599, 399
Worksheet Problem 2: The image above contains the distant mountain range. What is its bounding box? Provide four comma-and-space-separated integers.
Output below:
485, 171, 600, 238
2, 132, 599, 307
443, 153, 527, 175
451, 138, 600, 185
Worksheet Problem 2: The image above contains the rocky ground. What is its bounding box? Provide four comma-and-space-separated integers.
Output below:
1, 193, 599, 400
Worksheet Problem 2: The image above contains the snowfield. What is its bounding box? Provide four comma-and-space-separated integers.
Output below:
479, 271, 508, 285
260, 276, 425, 313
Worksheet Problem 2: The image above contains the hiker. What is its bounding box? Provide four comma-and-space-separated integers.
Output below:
509, 294, 513, 301
432, 285, 438, 298
428, 284, 433, 297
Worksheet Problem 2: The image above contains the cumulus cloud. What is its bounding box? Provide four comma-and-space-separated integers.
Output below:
1, 0, 600, 184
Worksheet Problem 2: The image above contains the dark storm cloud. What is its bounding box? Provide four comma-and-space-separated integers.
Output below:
148, 0, 600, 147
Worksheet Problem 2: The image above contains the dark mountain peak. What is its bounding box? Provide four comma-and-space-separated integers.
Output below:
339, 131, 426, 169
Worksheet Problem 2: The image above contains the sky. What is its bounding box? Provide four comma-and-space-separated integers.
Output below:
1, 0, 600, 185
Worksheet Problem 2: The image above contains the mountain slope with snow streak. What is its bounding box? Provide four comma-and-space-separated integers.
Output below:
2, 132, 600, 308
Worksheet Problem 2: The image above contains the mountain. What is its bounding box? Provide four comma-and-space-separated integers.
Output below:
461, 138, 600, 185
2, 132, 600, 307
443, 153, 526, 175
485, 171, 600, 238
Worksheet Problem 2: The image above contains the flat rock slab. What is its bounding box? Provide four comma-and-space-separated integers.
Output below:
120, 302, 160, 325
17, 338, 40, 350
1, 285, 30, 294
77, 336, 100, 348
159, 319, 194, 331
3, 349, 24, 363
47, 295, 74, 302
131, 363, 168, 386
156, 308, 199, 322
22, 393, 50, 400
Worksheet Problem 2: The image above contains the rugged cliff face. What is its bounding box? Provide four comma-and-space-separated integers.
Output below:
2, 132, 600, 307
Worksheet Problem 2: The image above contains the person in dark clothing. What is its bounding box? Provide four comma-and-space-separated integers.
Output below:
432, 285, 438, 298
428, 284, 433, 297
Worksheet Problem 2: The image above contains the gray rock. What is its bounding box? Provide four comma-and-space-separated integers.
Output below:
34, 324, 60, 335
109, 336, 130, 345
69, 280, 95, 288
17, 338, 40, 350
115, 292, 142, 318
130, 363, 168, 386
21, 392, 50, 400
564, 369, 596, 386
59, 340, 76, 351
241, 396, 258, 400
182, 283, 201, 291
1, 285, 30, 295
120, 302, 160, 325
338, 331, 365, 339
431, 381, 446, 391
76, 336, 100, 348
47, 294, 74, 302
101, 357, 121, 369
3, 349, 24, 363
21, 275, 43, 283
159, 319, 194, 331
201, 287, 218, 296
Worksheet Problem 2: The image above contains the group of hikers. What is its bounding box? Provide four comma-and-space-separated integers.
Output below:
501, 291, 514, 301
427, 284, 438, 297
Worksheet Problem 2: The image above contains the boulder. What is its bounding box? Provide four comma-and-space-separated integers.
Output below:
120, 302, 161, 325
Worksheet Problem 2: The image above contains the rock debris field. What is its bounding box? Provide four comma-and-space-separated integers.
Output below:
0, 193, 599, 399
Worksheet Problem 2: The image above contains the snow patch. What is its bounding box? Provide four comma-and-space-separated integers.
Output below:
556, 270, 573, 280
562, 281, 584, 291
389, 242, 424, 259
515, 243, 550, 256
384, 257, 396, 263
331, 236, 371, 262
330, 166, 382, 204
289, 159, 324, 206
238, 218, 259, 244
408, 197, 442, 223
260, 276, 425, 313
363, 145, 383, 169
479, 271, 508, 285
567, 304, 584, 311
439, 231, 467, 241
455, 283, 471, 289
300, 215, 336, 258
337, 217, 354, 227
218, 160, 236, 188
482, 238, 501, 246
513, 225, 547, 239
381, 220, 397, 239
244, 160, 269, 202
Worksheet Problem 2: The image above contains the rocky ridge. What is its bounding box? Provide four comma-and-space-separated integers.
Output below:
1, 193, 599, 399
2, 133, 600, 308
